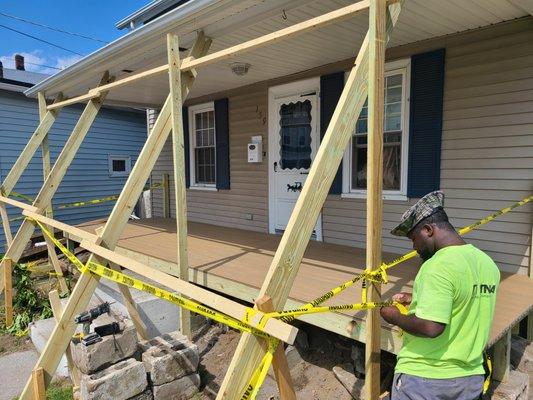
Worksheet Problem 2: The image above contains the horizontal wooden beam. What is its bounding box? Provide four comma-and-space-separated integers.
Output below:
181, 0, 375, 72
79, 239, 298, 345
47, 65, 169, 110
0, 196, 39, 213
22, 210, 98, 242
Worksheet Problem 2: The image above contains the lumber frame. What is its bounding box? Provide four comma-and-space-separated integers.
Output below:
3, 258, 13, 327
18, 32, 211, 400
38, 92, 70, 295
0, 72, 112, 292
364, 1, 387, 398
48, 289, 80, 387
528, 226, 533, 340
216, 3, 403, 398
168, 32, 192, 338
256, 295, 296, 400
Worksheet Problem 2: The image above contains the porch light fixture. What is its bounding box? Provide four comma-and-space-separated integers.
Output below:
230, 62, 251, 76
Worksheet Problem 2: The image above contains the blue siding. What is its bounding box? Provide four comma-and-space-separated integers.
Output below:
0, 90, 147, 250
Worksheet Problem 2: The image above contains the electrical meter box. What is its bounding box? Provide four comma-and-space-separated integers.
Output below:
247, 142, 262, 163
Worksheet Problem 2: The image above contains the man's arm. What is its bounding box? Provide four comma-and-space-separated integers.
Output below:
380, 305, 445, 338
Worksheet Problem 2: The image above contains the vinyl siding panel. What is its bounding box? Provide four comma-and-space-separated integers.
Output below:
324, 20, 533, 275
151, 19, 532, 275
151, 85, 269, 232
0, 90, 147, 250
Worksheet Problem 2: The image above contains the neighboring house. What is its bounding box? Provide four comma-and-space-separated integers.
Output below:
0, 56, 148, 250
25, 0, 533, 276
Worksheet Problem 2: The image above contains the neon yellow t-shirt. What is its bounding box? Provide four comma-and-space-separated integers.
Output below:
395, 244, 500, 378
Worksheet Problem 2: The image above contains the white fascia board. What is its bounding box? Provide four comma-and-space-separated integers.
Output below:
25, 0, 221, 98
116, 0, 181, 30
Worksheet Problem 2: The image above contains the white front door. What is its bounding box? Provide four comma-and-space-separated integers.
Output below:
268, 79, 322, 239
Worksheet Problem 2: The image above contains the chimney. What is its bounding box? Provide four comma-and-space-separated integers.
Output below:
15, 54, 25, 71
0, 61, 3, 79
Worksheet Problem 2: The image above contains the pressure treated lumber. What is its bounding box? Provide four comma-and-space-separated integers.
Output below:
47, 65, 169, 111
168, 32, 192, 338
256, 295, 296, 400
18, 34, 210, 400
0, 73, 111, 292
48, 289, 80, 387
216, 3, 403, 398
0, 196, 39, 213
32, 367, 46, 400
364, 1, 386, 398
22, 210, 98, 243
162, 173, 170, 218
78, 239, 297, 344
0, 203, 13, 246
181, 0, 398, 72
3, 258, 13, 327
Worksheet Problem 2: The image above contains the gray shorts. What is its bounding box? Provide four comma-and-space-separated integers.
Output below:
392, 373, 484, 400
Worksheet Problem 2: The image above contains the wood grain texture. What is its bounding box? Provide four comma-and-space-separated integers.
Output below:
216, 2, 403, 397
3, 258, 13, 327
365, 1, 387, 397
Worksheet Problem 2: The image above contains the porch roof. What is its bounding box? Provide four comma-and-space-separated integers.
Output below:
26, 0, 532, 108
71, 218, 533, 354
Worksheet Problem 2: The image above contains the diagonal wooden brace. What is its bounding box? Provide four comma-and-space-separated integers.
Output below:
18, 32, 211, 400
216, 3, 404, 398
0, 73, 112, 293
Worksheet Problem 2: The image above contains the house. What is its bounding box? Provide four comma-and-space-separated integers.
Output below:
0, 55, 149, 250
8, 0, 533, 395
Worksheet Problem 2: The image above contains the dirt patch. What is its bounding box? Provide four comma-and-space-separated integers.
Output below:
0, 332, 35, 356
192, 321, 365, 399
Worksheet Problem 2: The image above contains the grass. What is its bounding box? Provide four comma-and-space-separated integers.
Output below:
46, 381, 73, 400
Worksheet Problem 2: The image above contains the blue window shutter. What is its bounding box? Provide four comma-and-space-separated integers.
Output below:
407, 48, 445, 198
320, 72, 344, 194
182, 106, 190, 188
215, 98, 230, 190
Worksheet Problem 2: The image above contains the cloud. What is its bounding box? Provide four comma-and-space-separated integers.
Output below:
0, 50, 83, 75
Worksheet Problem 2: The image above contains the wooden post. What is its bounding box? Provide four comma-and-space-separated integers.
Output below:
256, 295, 296, 400
167, 33, 192, 338
0, 203, 13, 247
162, 173, 170, 219
3, 258, 13, 327
216, 4, 403, 398
526, 227, 533, 340
365, 0, 386, 398
48, 289, 81, 387
32, 367, 46, 400
18, 33, 211, 400
493, 330, 511, 382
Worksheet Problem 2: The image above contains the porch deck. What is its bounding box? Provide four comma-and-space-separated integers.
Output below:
73, 218, 533, 354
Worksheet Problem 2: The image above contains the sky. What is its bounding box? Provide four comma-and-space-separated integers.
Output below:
0, 1, 148, 75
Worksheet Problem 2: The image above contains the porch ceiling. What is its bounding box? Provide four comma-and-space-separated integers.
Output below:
28, 0, 530, 108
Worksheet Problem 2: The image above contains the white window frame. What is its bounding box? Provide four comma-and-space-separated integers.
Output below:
188, 102, 217, 190
342, 58, 411, 201
108, 155, 131, 177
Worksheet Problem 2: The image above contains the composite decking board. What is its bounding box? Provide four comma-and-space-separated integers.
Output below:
75, 218, 532, 348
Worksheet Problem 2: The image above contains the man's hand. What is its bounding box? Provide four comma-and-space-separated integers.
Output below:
392, 292, 412, 305
380, 305, 445, 338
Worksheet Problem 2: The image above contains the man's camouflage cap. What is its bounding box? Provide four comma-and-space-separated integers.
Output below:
390, 190, 445, 237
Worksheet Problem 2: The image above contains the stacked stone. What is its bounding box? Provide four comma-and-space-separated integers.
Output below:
72, 321, 151, 400
72, 321, 201, 400
139, 331, 201, 400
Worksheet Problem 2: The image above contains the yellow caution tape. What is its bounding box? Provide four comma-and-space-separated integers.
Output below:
241, 338, 278, 400
281, 195, 533, 323
32, 219, 271, 340
5, 183, 163, 209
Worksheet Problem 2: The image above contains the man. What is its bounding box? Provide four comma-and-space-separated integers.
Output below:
380, 190, 500, 400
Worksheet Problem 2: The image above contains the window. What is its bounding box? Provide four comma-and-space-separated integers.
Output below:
189, 102, 216, 188
108, 155, 131, 177
342, 59, 410, 199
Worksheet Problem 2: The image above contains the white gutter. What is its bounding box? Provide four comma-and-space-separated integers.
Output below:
116, 0, 184, 30
25, 0, 220, 98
